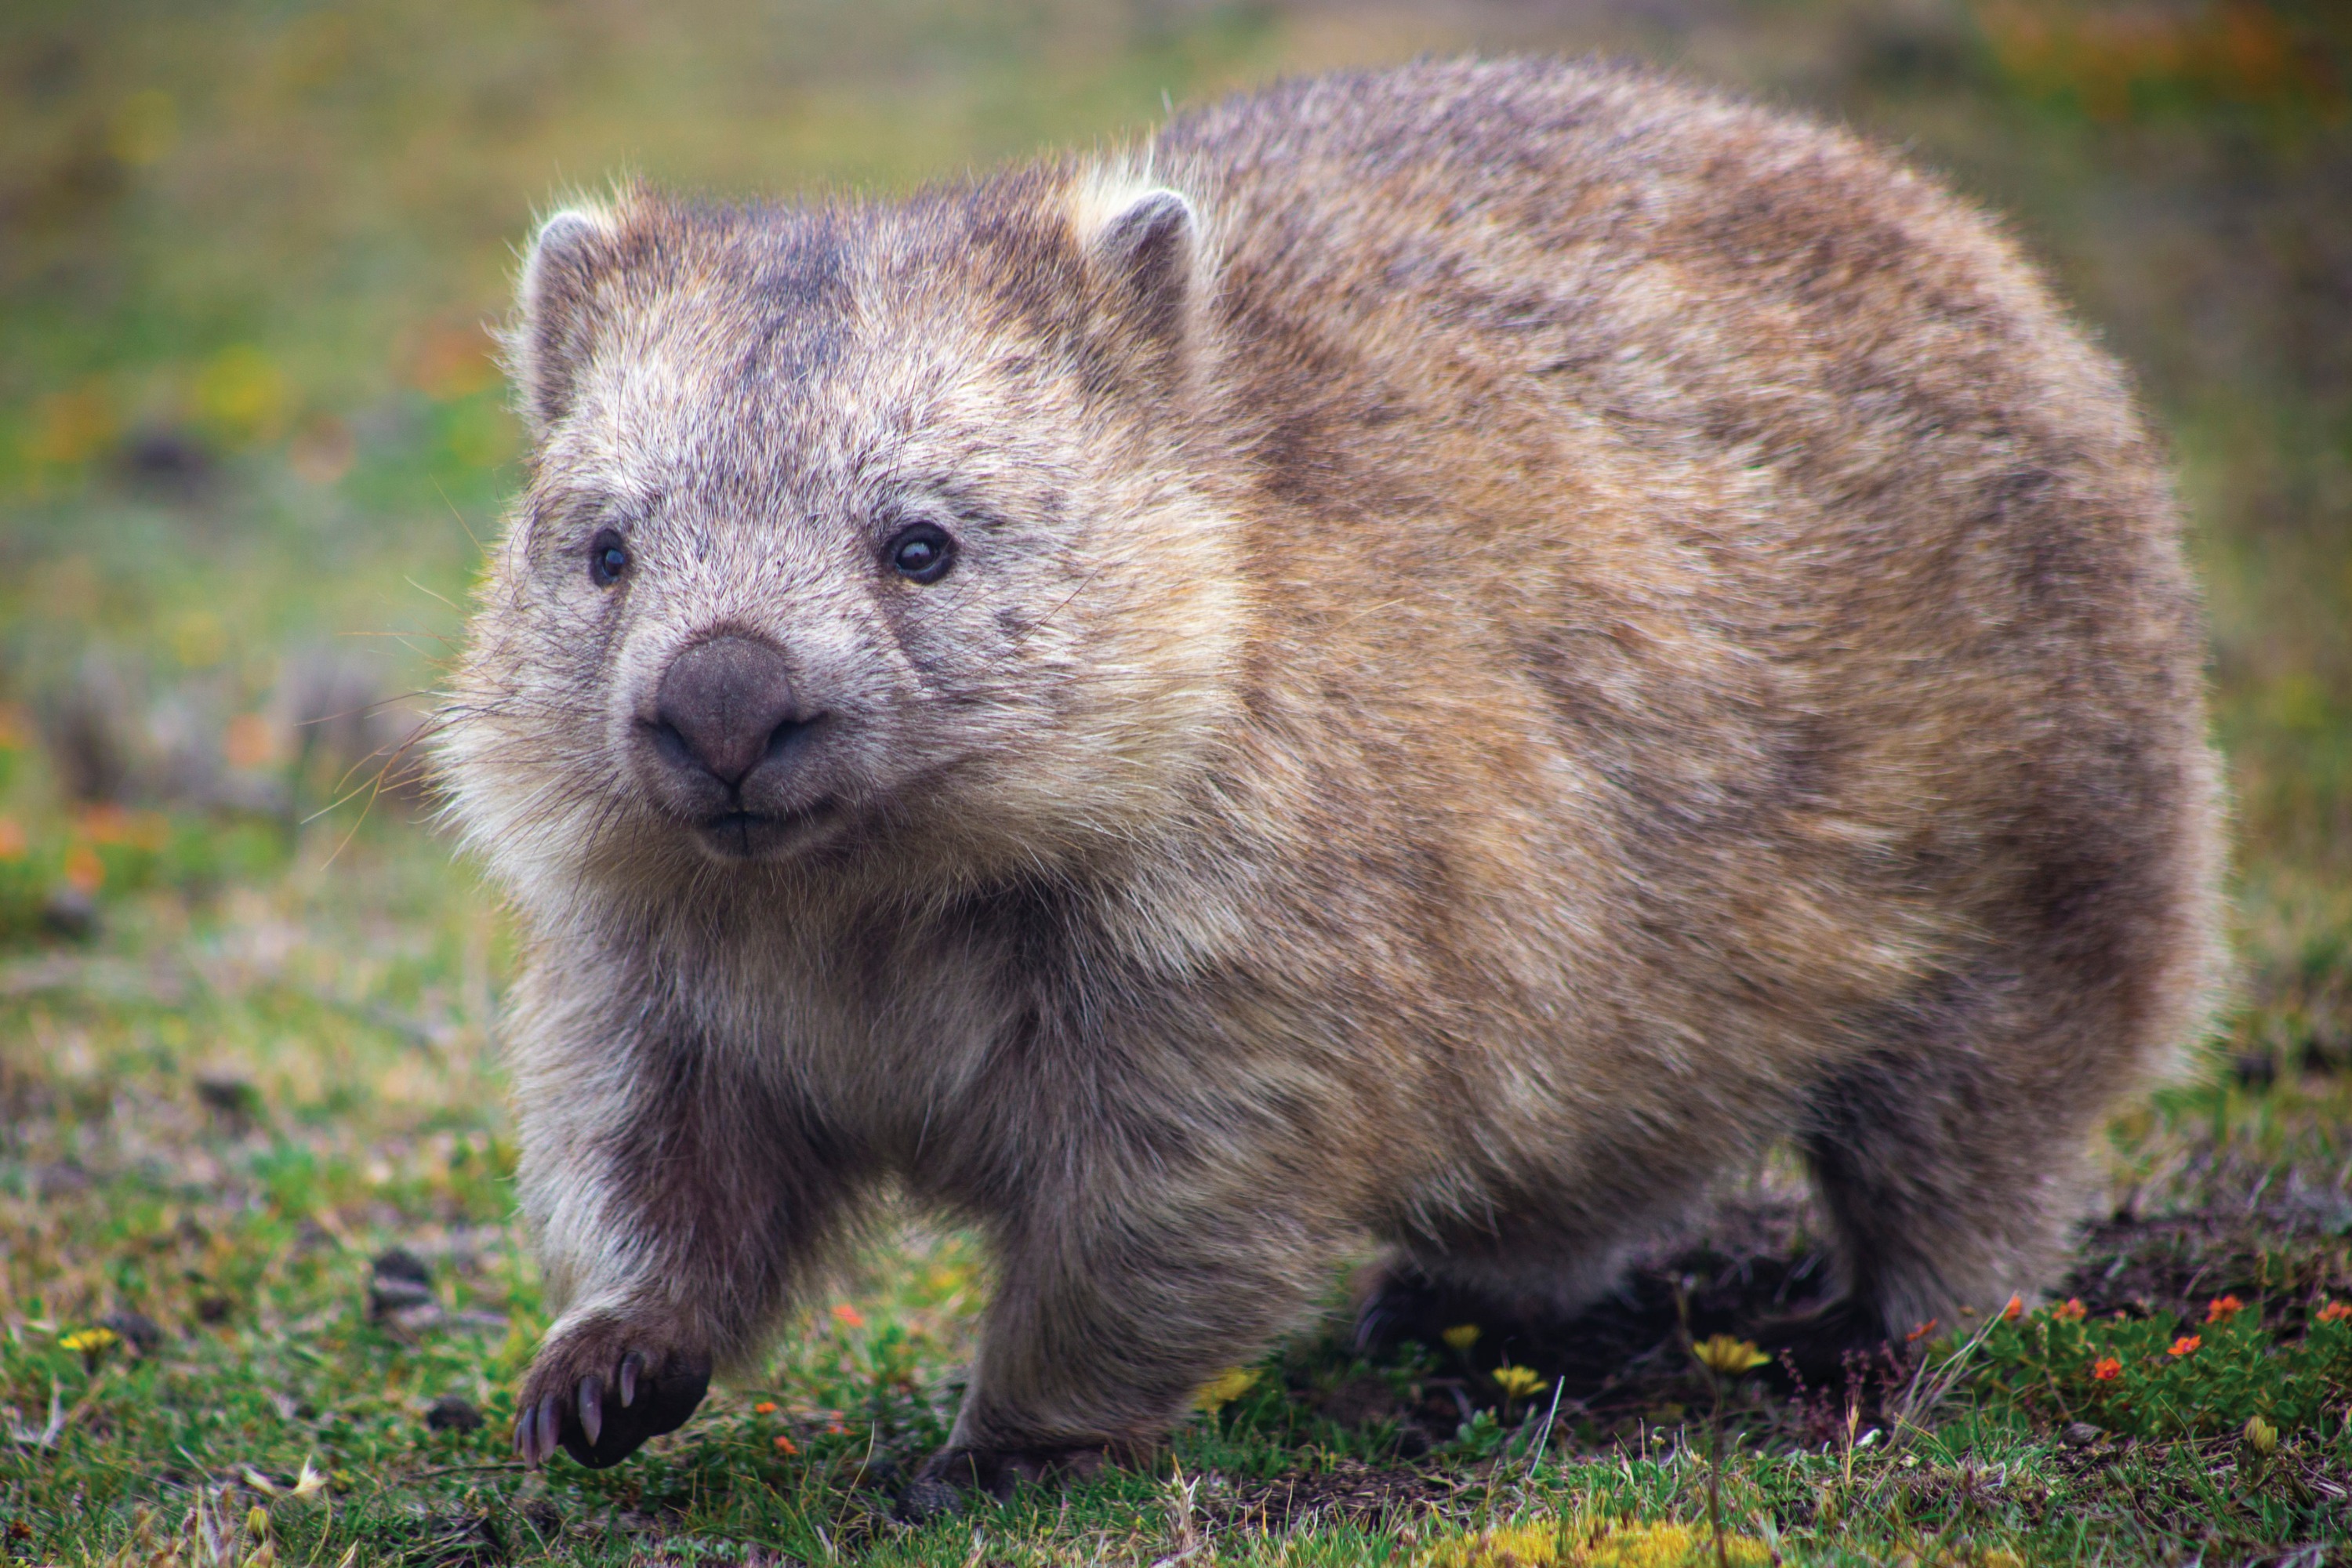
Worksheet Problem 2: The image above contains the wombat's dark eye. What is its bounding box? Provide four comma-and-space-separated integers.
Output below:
887, 523, 955, 584
588, 529, 630, 588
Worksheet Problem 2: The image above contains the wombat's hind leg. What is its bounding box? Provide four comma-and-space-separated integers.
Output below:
1799, 1025, 2099, 1350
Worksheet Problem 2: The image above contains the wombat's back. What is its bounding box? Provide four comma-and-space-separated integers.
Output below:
1154, 58, 2220, 1077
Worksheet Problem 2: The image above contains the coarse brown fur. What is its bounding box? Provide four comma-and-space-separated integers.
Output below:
438, 56, 2227, 1487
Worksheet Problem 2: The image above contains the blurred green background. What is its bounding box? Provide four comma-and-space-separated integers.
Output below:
1, 0, 2347, 1027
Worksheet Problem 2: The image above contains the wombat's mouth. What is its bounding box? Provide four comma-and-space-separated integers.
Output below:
694, 801, 840, 861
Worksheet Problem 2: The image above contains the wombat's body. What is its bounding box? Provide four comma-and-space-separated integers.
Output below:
442, 58, 2224, 1484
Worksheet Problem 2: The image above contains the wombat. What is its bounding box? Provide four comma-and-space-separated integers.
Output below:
440, 56, 2225, 1490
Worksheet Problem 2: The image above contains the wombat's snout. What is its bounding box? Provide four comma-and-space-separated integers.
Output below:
644, 635, 822, 796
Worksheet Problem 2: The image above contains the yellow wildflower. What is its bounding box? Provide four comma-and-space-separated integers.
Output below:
1191, 1366, 1259, 1412
58, 1327, 119, 1356
1442, 1323, 1481, 1352
1493, 1363, 1546, 1400
1691, 1334, 1768, 1376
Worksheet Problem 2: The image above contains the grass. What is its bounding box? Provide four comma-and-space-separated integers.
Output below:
5, 0, 2352, 1562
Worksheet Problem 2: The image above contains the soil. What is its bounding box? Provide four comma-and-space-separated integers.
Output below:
1296, 1190, 2352, 1457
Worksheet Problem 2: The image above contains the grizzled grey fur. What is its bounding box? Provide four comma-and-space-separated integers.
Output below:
440, 57, 2227, 1490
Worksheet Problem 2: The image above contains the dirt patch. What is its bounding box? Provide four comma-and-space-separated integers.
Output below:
2058, 1203, 2352, 1330
1355, 1197, 1846, 1418
1322, 1191, 2352, 1450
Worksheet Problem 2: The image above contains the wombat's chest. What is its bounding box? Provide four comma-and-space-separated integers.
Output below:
665, 917, 1059, 1142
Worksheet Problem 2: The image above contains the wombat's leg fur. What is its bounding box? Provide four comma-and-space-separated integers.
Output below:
507, 980, 855, 1469
913, 1188, 1335, 1503
1800, 986, 2108, 1346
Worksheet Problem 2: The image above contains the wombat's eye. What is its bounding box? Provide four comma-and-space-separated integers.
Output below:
886, 523, 955, 584
588, 529, 630, 588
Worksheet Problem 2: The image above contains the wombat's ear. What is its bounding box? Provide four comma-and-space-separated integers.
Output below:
1083, 185, 1199, 354
513, 205, 617, 437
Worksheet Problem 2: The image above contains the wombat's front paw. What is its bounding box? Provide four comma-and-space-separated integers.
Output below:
901, 1443, 1112, 1517
513, 1317, 711, 1469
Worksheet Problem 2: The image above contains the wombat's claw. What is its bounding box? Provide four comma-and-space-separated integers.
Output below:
902, 1443, 1111, 1516
514, 1392, 565, 1467
1351, 1277, 1428, 1355
578, 1374, 604, 1444
898, 1471, 964, 1523
514, 1339, 710, 1469
1352, 1265, 1501, 1356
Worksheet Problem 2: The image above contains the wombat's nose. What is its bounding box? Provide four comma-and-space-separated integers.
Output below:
651, 636, 811, 789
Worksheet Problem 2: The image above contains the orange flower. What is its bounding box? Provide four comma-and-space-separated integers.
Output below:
0, 817, 24, 859
2002, 1294, 2025, 1321
2205, 1296, 2243, 1323
2316, 1301, 2350, 1323
1904, 1318, 1940, 1343
752, 1401, 777, 1415
772, 1434, 797, 1454
74, 804, 165, 849
2168, 1335, 2200, 1357
2091, 1356, 2122, 1381
77, 803, 132, 843
2053, 1299, 2087, 1322
225, 712, 279, 770
830, 1305, 865, 1329
63, 844, 104, 893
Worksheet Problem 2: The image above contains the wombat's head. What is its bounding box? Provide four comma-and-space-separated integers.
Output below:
441, 174, 1244, 907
